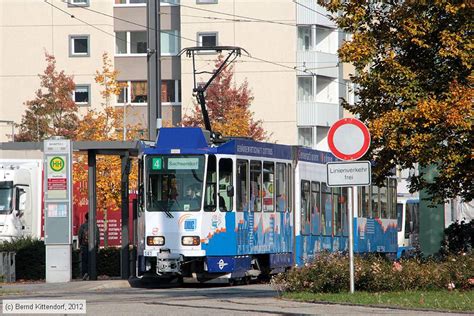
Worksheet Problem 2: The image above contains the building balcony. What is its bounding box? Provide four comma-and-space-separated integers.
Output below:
297, 51, 339, 78
297, 101, 340, 127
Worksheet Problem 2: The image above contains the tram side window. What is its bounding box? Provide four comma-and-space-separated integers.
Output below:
341, 187, 349, 236
250, 161, 262, 212
371, 185, 380, 218
311, 182, 321, 235
236, 160, 249, 212
263, 162, 275, 212
301, 180, 311, 235
204, 155, 217, 212
379, 185, 388, 218
321, 182, 332, 236
359, 186, 370, 218
218, 158, 233, 212
333, 187, 342, 236
288, 164, 292, 212
397, 203, 403, 232
275, 163, 287, 212
405, 202, 420, 238
389, 178, 397, 219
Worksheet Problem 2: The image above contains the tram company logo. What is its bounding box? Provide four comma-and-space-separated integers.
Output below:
218, 259, 228, 270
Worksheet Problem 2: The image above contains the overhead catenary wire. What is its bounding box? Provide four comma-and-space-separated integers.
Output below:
44, 1, 350, 86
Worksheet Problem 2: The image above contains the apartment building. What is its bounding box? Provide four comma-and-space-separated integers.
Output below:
0, 0, 114, 141
180, 0, 353, 149
1, 0, 352, 147
0, 0, 181, 142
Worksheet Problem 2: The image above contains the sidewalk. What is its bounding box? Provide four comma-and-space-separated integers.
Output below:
0, 279, 130, 297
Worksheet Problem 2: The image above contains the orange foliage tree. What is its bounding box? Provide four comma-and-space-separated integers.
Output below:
182, 56, 267, 141
16, 53, 78, 141
321, 1, 473, 202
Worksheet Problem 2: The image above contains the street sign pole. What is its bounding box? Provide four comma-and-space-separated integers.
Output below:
327, 118, 371, 294
349, 187, 355, 293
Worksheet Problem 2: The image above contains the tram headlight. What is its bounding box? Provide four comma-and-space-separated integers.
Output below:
181, 236, 200, 246
147, 236, 165, 246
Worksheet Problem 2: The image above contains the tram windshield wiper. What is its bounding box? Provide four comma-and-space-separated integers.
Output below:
162, 208, 174, 218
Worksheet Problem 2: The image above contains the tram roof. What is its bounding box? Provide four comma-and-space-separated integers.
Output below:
143, 127, 337, 163
143, 127, 292, 160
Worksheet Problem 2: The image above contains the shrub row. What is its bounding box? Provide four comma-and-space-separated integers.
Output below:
0, 237, 122, 280
272, 252, 474, 293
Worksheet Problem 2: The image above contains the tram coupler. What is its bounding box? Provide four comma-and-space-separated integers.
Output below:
156, 248, 183, 274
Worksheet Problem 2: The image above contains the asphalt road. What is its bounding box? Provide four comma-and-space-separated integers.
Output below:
0, 280, 466, 315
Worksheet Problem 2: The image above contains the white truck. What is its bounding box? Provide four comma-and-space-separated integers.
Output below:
0, 159, 42, 242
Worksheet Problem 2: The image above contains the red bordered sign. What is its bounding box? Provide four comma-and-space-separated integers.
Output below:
327, 118, 370, 161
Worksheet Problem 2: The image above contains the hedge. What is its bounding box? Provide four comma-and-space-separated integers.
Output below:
272, 252, 474, 293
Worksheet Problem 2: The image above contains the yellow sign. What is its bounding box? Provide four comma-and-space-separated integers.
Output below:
50, 156, 65, 172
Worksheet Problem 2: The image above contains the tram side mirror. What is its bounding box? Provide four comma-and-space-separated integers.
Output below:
226, 185, 234, 197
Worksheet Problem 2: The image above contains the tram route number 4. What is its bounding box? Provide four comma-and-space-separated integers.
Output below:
326, 118, 371, 187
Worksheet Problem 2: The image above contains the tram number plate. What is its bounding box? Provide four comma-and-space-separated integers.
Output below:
144, 250, 154, 256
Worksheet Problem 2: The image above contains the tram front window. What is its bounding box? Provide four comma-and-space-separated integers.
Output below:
146, 155, 205, 212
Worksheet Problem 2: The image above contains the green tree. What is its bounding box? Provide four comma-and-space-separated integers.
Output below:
17, 53, 78, 141
321, 1, 473, 202
182, 56, 267, 141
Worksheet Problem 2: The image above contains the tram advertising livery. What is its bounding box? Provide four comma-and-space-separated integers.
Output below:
136, 127, 398, 283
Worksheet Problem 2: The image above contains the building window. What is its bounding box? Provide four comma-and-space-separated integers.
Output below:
114, 0, 179, 6
315, 26, 338, 54
315, 75, 337, 104
116, 31, 180, 55
69, 35, 89, 57
161, 31, 180, 55
114, 0, 146, 5
298, 26, 313, 51
298, 127, 313, 147
197, 0, 217, 3
68, 0, 89, 6
117, 80, 181, 105
115, 31, 147, 55
298, 77, 313, 102
197, 32, 218, 47
131, 81, 147, 103
73, 85, 90, 105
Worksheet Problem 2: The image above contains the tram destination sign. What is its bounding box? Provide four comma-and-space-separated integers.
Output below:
327, 161, 371, 187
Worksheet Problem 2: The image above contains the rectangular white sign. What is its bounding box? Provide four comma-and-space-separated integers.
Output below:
327, 161, 371, 187
3, 300, 86, 314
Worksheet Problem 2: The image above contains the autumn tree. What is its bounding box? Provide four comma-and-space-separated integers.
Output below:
17, 53, 78, 141
182, 56, 267, 141
321, 1, 473, 202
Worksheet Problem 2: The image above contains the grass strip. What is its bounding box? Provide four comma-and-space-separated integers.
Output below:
282, 290, 474, 312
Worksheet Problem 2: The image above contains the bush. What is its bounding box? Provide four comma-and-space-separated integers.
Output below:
0, 237, 45, 280
441, 220, 473, 255
97, 247, 121, 277
272, 252, 474, 293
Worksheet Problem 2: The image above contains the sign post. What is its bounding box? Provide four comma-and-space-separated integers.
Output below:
44, 138, 73, 283
327, 118, 371, 294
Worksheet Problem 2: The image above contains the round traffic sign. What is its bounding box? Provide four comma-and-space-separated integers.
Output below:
327, 118, 370, 161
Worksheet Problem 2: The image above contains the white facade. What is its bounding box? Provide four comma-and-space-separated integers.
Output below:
180, 0, 297, 145
0, 0, 114, 142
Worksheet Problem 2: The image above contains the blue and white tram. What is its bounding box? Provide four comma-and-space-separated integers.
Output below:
137, 127, 399, 282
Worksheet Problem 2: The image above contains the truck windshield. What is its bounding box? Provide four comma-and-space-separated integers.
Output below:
146, 155, 205, 212
0, 181, 13, 214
